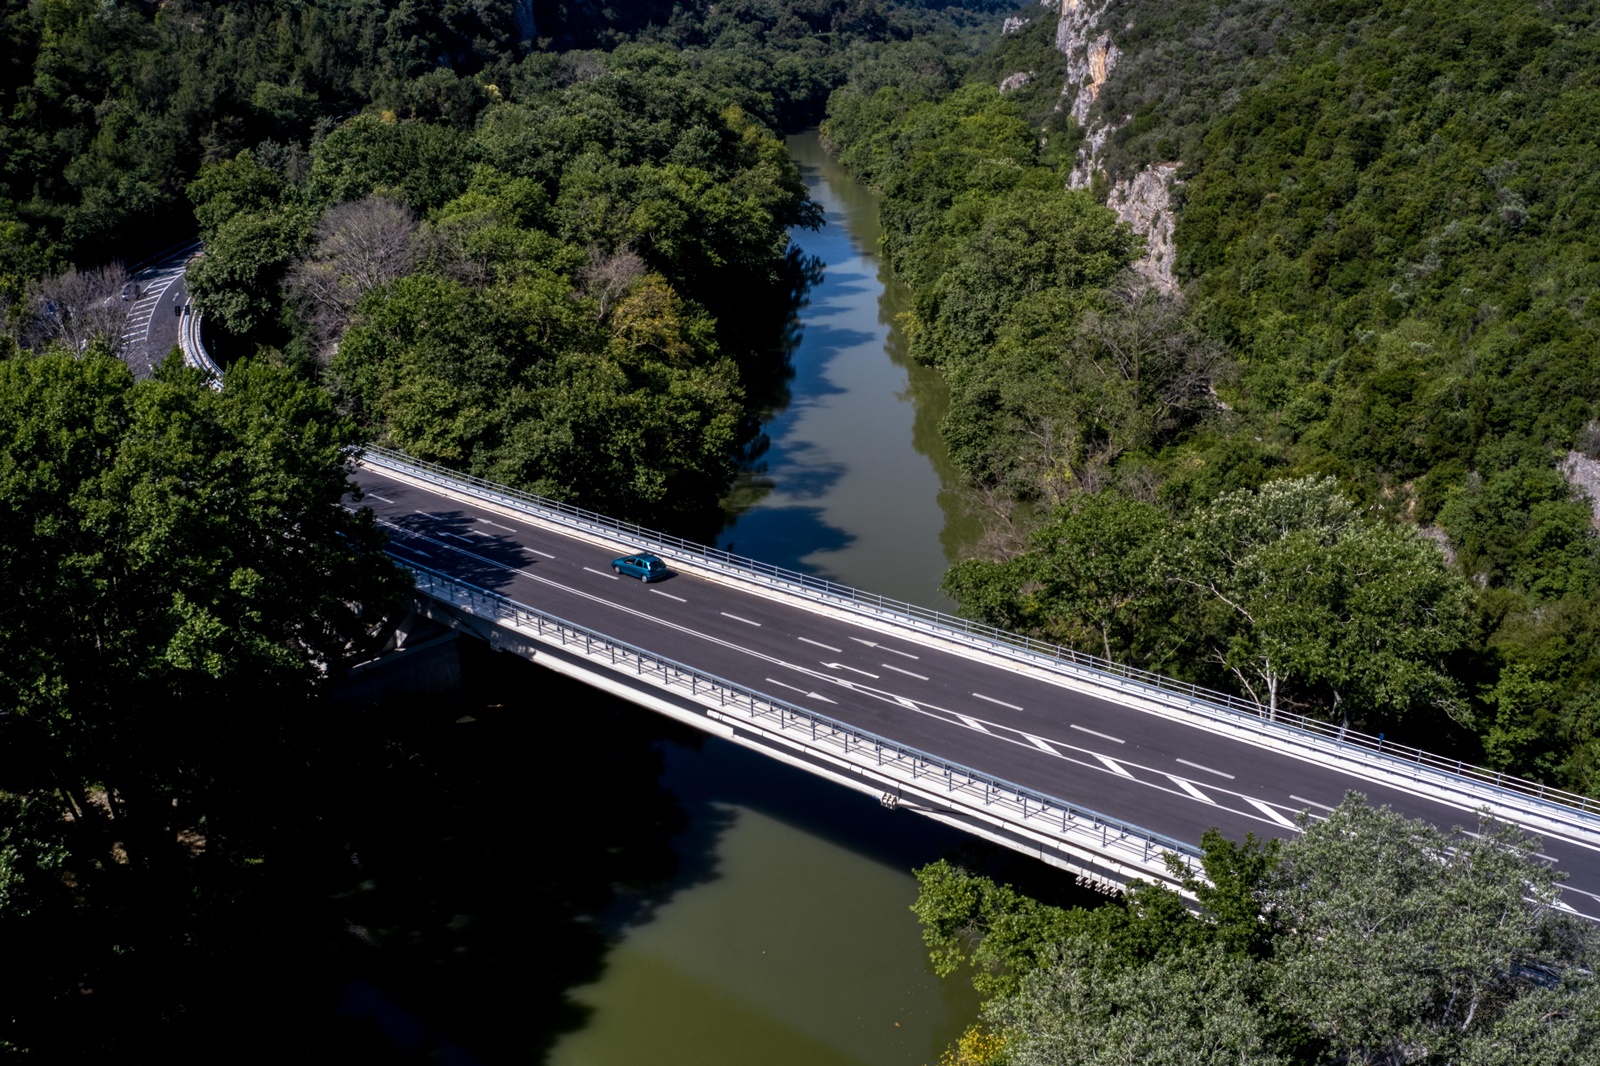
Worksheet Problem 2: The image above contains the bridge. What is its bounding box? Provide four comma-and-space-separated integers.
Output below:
350, 448, 1600, 915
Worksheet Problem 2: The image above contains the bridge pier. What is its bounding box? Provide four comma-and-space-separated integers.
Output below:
333, 610, 463, 706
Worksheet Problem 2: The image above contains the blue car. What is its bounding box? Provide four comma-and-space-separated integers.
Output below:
612, 552, 669, 582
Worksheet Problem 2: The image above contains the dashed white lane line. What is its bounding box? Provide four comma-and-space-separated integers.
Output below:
1070, 724, 1124, 745
1290, 794, 1337, 812
475, 517, 516, 532
956, 715, 991, 733
798, 637, 843, 653
881, 663, 929, 680
1247, 798, 1298, 828
651, 589, 687, 602
1023, 734, 1058, 755
366, 493, 395, 503
1177, 758, 1235, 780
526, 548, 555, 559
721, 612, 761, 627
850, 637, 919, 659
972, 692, 1022, 712
1169, 777, 1215, 803
442, 532, 475, 542
826, 662, 880, 679
584, 567, 619, 580
1095, 754, 1134, 779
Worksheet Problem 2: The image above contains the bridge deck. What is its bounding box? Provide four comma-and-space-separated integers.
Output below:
351, 463, 1600, 919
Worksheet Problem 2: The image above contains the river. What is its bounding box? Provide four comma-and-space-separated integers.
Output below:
336, 132, 1020, 1064
535, 133, 995, 1064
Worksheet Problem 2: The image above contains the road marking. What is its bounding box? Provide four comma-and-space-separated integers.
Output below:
955, 715, 991, 733
972, 693, 1022, 712
1290, 794, 1337, 812
851, 636, 919, 659
1246, 798, 1298, 829
798, 637, 843, 653
1168, 776, 1215, 803
651, 589, 686, 602
526, 548, 555, 559
1460, 830, 1557, 862
721, 612, 761, 627
826, 662, 880, 679
475, 518, 516, 532
881, 663, 928, 680
583, 567, 619, 580
514, 569, 536, 579
1176, 758, 1235, 780
1070, 724, 1125, 745
442, 532, 475, 542
764, 679, 836, 704
1023, 734, 1058, 755
1095, 754, 1134, 779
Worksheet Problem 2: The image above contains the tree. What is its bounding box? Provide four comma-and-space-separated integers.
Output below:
186, 205, 312, 339
286, 196, 419, 360
0, 349, 405, 872
24, 264, 133, 358
1266, 796, 1594, 1065
993, 938, 1286, 1066
1179, 477, 1476, 724
943, 492, 1183, 668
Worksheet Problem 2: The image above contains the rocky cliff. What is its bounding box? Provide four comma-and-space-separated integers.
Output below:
1049, 0, 1179, 291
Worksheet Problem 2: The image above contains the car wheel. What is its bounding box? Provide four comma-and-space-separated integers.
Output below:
639, 572, 648, 582
613, 565, 620, 574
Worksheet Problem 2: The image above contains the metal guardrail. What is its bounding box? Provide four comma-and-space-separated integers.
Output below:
400, 559, 1203, 881
359, 446, 1600, 830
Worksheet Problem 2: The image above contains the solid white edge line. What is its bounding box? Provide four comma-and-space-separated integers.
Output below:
798, 637, 843, 652
1176, 757, 1236, 780
881, 663, 929, 680
651, 589, 687, 602
583, 566, 619, 580
972, 692, 1023, 712
1070, 723, 1125, 745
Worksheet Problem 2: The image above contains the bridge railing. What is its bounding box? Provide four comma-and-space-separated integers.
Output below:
360, 446, 1600, 828
399, 558, 1203, 884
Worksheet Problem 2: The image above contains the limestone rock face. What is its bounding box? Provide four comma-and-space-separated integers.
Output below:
1106, 163, 1181, 292
1003, 16, 1031, 34
1561, 451, 1600, 529
999, 70, 1035, 94
1051, 0, 1177, 291
1055, 0, 1120, 126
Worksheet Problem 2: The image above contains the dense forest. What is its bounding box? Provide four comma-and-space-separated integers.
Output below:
824, 0, 1600, 796
7, 0, 1600, 1059
0, 0, 1016, 1057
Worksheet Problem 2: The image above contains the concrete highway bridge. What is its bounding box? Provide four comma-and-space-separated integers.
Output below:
349, 448, 1600, 916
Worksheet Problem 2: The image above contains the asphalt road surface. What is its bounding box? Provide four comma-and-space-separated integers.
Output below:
121, 246, 196, 379
352, 463, 1600, 919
